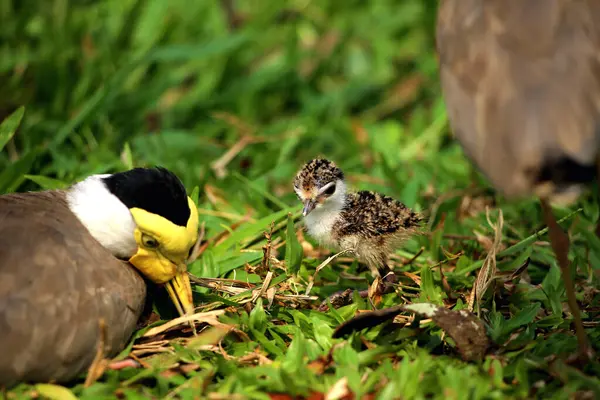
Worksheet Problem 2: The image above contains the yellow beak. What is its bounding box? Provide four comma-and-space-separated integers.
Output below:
164, 267, 194, 316
129, 248, 195, 317
127, 200, 200, 318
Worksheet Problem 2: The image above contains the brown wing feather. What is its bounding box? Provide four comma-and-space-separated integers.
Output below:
332, 191, 422, 273
437, 0, 600, 198
337, 191, 422, 238
0, 191, 146, 387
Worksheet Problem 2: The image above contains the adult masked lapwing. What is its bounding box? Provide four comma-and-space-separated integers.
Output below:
0, 167, 199, 387
436, 0, 600, 359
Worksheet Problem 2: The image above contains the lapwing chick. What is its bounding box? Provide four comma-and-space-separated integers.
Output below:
293, 158, 422, 287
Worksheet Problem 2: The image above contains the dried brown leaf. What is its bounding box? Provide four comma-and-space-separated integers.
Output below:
469, 208, 504, 313
333, 303, 489, 362
306, 249, 354, 295
187, 326, 232, 350
325, 377, 351, 400
84, 318, 108, 387
142, 310, 229, 338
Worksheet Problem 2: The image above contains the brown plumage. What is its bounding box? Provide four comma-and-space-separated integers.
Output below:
436, 0, 600, 358
0, 191, 145, 386
437, 0, 600, 201
0, 167, 200, 387
333, 191, 423, 274
293, 158, 344, 199
294, 158, 422, 277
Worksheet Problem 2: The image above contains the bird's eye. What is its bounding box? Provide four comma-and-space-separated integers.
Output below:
142, 235, 159, 249
323, 184, 336, 196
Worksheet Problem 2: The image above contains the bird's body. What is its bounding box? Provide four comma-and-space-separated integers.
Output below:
436, 0, 600, 202
436, 0, 600, 358
295, 159, 421, 277
0, 167, 199, 387
0, 191, 146, 386
306, 190, 421, 275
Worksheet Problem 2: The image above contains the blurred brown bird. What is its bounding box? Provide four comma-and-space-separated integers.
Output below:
436, 0, 600, 359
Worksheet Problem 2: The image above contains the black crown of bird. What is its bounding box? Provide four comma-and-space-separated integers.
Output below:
103, 167, 191, 227
82, 166, 200, 316
293, 158, 424, 281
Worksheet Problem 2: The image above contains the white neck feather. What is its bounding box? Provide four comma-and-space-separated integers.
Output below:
303, 179, 347, 245
66, 174, 138, 259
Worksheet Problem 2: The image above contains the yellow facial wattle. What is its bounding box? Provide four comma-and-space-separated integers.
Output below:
129, 196, 199, 264
128, 241, 181, 284
127, 196, 199, 315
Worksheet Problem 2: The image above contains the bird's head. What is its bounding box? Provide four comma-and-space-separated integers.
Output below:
67, 167, 199, 317
293, 158, 347, 217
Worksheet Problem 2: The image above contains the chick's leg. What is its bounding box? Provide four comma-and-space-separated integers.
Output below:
318, 262, 396, 311
374, 262, 398, 295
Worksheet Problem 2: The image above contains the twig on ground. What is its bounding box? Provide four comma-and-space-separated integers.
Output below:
84, 318, 108, 387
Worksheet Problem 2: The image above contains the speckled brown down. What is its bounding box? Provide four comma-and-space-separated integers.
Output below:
333, 191, 422, 272
293, 158, 344, 194
294, 158, 423, 278
0, 191, 146, 387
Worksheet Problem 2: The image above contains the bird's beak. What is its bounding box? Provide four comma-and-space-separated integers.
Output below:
302, 199, 317, 216
128, 250, 195, 317
164, 267, 194, 316
128, 201, 199, 318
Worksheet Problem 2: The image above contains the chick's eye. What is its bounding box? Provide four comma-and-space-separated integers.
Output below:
323, 184, 336, 196
142, 235, 159, 249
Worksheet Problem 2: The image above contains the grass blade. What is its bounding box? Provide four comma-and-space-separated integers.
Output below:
0, 106, 25, 152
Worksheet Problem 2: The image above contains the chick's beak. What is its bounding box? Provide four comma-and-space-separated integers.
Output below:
302, 199, 317, 216
164, 267, 194, 316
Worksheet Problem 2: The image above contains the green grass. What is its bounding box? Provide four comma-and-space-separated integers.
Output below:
2, 1, 600, 399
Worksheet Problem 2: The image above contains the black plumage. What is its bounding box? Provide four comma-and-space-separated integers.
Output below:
103, 167, 190, 227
